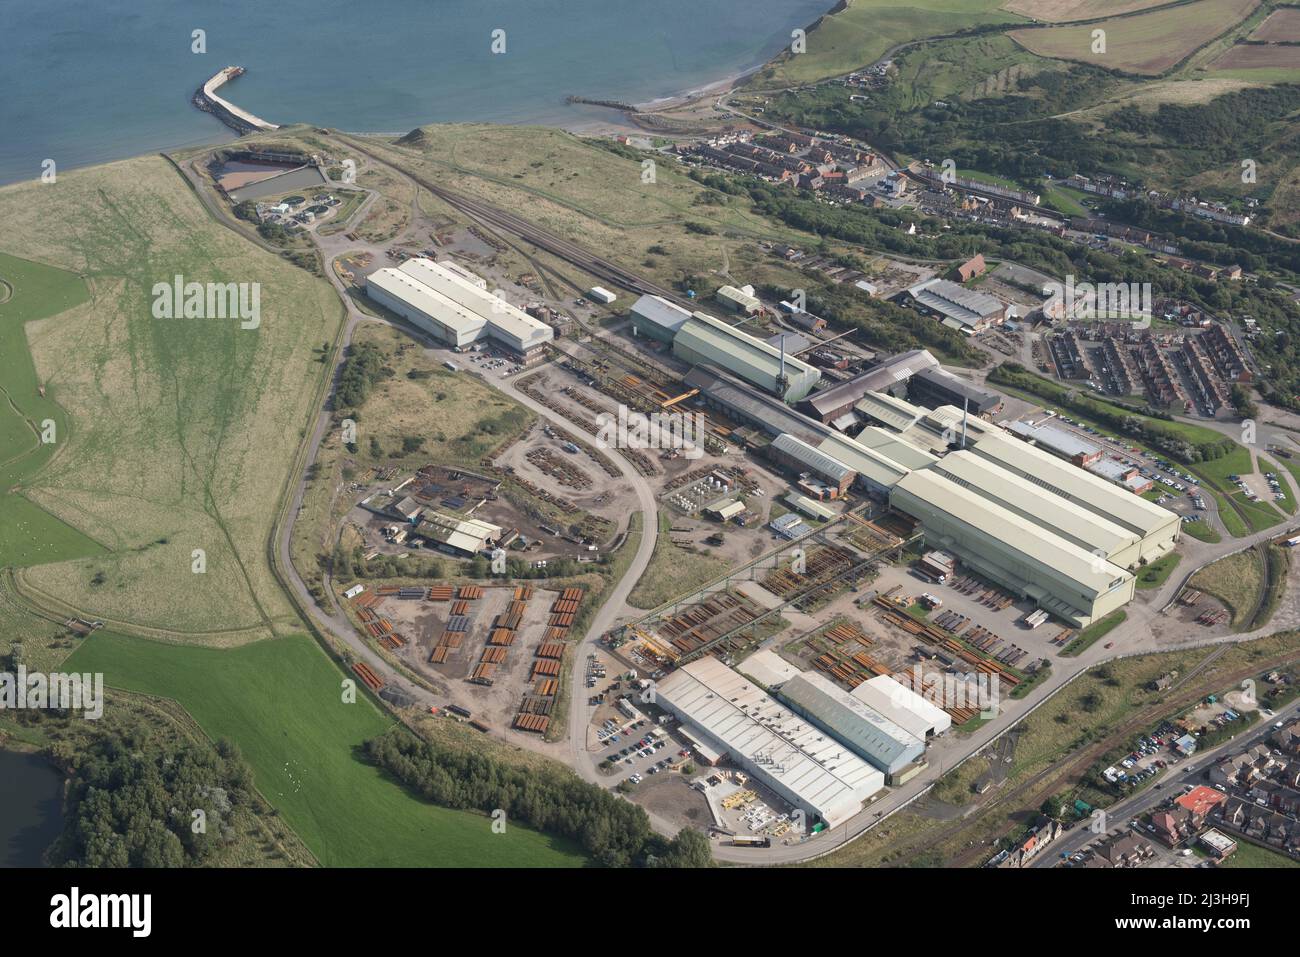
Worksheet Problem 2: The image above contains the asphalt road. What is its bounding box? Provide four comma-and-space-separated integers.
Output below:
1032, 697, 1300, 867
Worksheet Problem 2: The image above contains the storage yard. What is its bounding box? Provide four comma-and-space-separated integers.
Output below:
344, 581, 588, 738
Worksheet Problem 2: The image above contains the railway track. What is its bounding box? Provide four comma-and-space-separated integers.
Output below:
923, 644, 1300, 868
337, 136, 691, 308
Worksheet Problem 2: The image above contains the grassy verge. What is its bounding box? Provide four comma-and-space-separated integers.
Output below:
1182, 520, 1222, 543
1216, 840, 1300, 868
626, 511, 731, 610
1190, 549, 1264, 629
1135, 553, 1181, 590
1252, 545, 1291, 631
0, 252, 104, 568
1061, 610, 1127, 656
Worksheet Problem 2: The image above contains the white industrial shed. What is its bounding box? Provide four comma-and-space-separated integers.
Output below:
970, 431, 1180, 561
931, 450, 1144, 568
366, 267, 486, 347
654, 657, 885, 828
890, 468, 1135, 626
400, 258, 552, 355
365, 258, 554, 360
736, 648, 802, 689
851, 675, 952, 740
778, 671, 926, 775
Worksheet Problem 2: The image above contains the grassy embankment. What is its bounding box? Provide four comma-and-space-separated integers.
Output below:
0, 157, 342, 642
0, 252, 104, 568
746, 0, 1023, 87
64, 630, 584, 867
1061, 609, 1127, 656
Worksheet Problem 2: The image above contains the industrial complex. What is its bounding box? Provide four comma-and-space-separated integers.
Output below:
660, 333, 1177, 625
654, 655, 888, 828
366, 257, 554, 363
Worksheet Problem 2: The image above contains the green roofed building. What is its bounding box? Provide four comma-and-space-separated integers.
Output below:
673, 312, 820, 402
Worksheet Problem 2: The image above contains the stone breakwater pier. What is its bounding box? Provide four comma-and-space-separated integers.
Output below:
192, 66, 280, 135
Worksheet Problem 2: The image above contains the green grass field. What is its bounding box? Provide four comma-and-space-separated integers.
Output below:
1216, 838, 1300, 867
64, 630, 585, 867
0, 252, 105, 568
0, 157, 344, 642
746, 0, 1023, 87
626, 512, 731, 609
1190, 549, 1263, 628
1061, 609, 1127, 655
1181, 519, 1222, 543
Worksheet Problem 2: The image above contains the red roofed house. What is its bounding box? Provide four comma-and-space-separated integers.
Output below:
1178, 785, 1228, 819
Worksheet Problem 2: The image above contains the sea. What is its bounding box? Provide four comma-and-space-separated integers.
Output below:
0, 0, 832, 185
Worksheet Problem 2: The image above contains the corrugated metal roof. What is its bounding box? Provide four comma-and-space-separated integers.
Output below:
716, 284, 761, 311
629, 294, 691, 333
911, 366, 1001, 411
674, 313, 819, 399
851, 675, 952, 739
655, 658, 885, 823
891, 468, 1132, 595
971, 432, 1179, 540
1006, 420, 1101, 460
783, 492, 836, 521
367, 267, 487, 337
779, 672, 925, 774
852, 427, 940, 471
682, 365, 827, 442
772, 433, 855, 484
932, 450, 1141, 561
817, 431, 916, 491
854, 391, 925, 432
416, 510, 502, 555
900, 404, 998, 450
904, 278, 1005, 328
709, 499, 746, 519
803, 350, 938, 415
398, 259, 552, 349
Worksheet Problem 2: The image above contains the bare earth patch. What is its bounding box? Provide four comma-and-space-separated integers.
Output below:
1001, 0, 1179, 23
1250, 8, 1300, 41
1210, 42, 1300, 71
1009, 0, 1260, 75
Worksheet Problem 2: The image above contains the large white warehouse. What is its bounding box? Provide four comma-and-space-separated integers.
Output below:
850, 675, 952, 740
365, 258, 554, 363
968, 431, 1180, 562
654, 657, 885, 828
